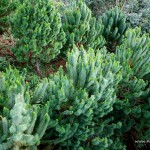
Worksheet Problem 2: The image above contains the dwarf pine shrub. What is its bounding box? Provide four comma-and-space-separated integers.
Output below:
10, 0, 66, 63
63, 0, 105, 51
32, 46, 124, 149
101, 7, 128, 51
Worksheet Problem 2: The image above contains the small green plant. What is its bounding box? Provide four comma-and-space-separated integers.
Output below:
0, 66, 28, 109
0, 67, 50, 150
0, 1, 150, 149
63, 0, 105, 51
10, 0, 66, 63
101, 7, 128, 51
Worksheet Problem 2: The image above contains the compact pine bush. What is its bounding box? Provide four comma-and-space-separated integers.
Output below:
0, 0, 16, 34
32, 46, 124, 149
0, 66, 28, 109
10, 0, 66, 63
63, 0, 105, 51
101, 7, 128, 51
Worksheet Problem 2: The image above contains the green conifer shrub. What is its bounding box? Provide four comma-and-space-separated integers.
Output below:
0, 0, 16, 34
112, 28, 150, 144
101, 7, 128, 51
10, 0, 66, 63
33, 46, 124, 149
63, 0, 105, 51
0, 66, 28, 109
0, 1, 150, 149
0, 94, 50, 150
0, 67, 50, 149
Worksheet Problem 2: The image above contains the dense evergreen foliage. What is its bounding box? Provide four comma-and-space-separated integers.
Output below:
10, 0, 66, 63
86, 0, 150, 35
63, 1, 105, 51
101, 7, 128, 51
111, 28, 150, 146
0, 0, 149, 149
32, 46, 122, 149
0, 67, 50, 149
